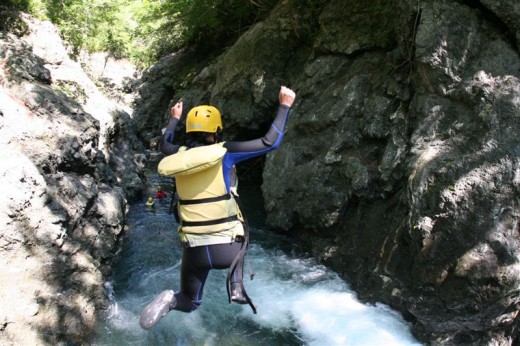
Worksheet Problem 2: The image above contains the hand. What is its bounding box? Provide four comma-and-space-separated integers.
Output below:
279, 86, 296, 107
170, 101, 183, 119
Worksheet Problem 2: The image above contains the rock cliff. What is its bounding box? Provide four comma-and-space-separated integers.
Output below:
134, 0, 520, 344
0, 8, 144, 345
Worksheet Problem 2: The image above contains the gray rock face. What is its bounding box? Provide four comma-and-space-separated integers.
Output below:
134, 0, 520, 344
0, 11, 143, 345
480, 0, 520, 48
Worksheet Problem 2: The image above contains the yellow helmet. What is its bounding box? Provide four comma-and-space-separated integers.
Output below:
186, 105, 223, 133
148, 197, 154, 203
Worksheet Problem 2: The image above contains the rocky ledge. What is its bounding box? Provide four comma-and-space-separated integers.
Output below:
0, 8, 145, 345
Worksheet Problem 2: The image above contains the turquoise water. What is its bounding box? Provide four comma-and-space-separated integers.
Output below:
93, 157, 422, 346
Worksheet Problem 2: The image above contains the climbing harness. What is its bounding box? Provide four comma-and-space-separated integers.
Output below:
226, 192, 256, 314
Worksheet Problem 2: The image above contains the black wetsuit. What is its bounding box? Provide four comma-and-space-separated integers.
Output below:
160, 104, 291, 312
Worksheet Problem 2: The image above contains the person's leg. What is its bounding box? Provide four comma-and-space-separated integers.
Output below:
172, 245, 211, 312
177, 241, 247, 305
140, 240, 246, 329
175, 241, 244, 307
204, 240, 243, 268
204, 240, 248, 304
140, 246, 211, 329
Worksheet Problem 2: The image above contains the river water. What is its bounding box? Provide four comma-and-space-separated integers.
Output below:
94, 157, 422, 346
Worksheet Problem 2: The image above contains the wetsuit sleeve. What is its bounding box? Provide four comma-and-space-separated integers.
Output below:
160, 117, 182, 155
223, 104, 290, 163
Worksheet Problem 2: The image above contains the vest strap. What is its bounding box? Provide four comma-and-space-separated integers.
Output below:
178, 193, 232, 205
181, 215, 239, 227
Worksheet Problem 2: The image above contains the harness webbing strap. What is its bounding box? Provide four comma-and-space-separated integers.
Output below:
226, 193, 256, 314
178, 194, 232, 205
181, 215, 239, 227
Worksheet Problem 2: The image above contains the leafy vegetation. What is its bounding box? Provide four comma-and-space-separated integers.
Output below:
4, 0, 277, 68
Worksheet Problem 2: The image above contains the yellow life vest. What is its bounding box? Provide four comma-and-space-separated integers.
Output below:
158, 143, 244, 235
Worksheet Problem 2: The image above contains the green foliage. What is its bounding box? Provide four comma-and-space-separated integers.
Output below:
44, 0, 132, 58
4, 0, 31, 11
7, 0, 277, 68
137, 0, 278, 65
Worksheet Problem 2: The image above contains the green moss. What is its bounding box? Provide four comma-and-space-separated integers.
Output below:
480, 104, 493, 118
55, 80, 87, 105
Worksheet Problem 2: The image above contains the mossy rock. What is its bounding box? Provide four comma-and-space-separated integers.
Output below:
55, 80, 88, 105
0, 7, 28, 36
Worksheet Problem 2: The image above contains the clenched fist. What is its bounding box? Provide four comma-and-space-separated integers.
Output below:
279, 86, 296, 107
170, 101, 183, 119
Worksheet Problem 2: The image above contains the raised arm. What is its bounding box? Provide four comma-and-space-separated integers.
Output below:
224, 86, 296, 160
160, 101, 183, 155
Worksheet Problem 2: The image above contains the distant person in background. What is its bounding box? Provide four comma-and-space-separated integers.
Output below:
155, 186, 167, 200
145, 197, 155, 209
139, 85, 296, 330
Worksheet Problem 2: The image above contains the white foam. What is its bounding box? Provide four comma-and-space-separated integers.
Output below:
238, 245, 422, 346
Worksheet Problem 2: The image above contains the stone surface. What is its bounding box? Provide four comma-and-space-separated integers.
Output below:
0, 11, 143, 345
